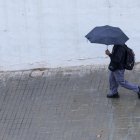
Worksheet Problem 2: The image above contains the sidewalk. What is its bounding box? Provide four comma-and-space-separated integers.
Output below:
0, 65, 140, 140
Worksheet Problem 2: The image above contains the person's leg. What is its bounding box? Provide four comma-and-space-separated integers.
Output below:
107, 71, 119, 98
114, 70, 139, 93
109, 71, 119, 95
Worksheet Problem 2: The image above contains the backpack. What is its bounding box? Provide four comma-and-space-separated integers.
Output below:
124, 46, 135, 70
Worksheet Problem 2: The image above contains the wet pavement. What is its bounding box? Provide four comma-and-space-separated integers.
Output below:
0, 65, 140, 140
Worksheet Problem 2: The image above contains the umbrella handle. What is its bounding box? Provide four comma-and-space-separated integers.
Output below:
106, 45, 108, 50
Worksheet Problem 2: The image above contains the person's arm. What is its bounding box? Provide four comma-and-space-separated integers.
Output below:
105, 47, 124, 63
110, 48, 124, 63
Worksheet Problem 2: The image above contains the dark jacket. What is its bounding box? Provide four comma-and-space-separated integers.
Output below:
108, 45, 126, 71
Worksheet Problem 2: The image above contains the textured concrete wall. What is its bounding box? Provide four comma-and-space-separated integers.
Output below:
0, 0, 140, 71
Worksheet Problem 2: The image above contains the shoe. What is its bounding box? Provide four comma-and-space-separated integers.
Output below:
107, 93, 120, 98
137, 86, 140, 99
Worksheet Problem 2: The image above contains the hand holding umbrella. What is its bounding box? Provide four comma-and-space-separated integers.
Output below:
105, 49, 111, 56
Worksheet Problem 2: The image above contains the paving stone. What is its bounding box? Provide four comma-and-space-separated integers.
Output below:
0, 66, 139, 140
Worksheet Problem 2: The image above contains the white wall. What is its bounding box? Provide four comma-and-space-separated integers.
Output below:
0, 0, 140, 71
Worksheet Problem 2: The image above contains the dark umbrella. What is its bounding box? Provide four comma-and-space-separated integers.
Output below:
85, 25, 129, 45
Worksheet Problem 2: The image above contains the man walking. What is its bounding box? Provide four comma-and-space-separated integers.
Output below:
105, 44, 140, 98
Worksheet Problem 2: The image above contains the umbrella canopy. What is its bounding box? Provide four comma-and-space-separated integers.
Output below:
85, 25, 129, 45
